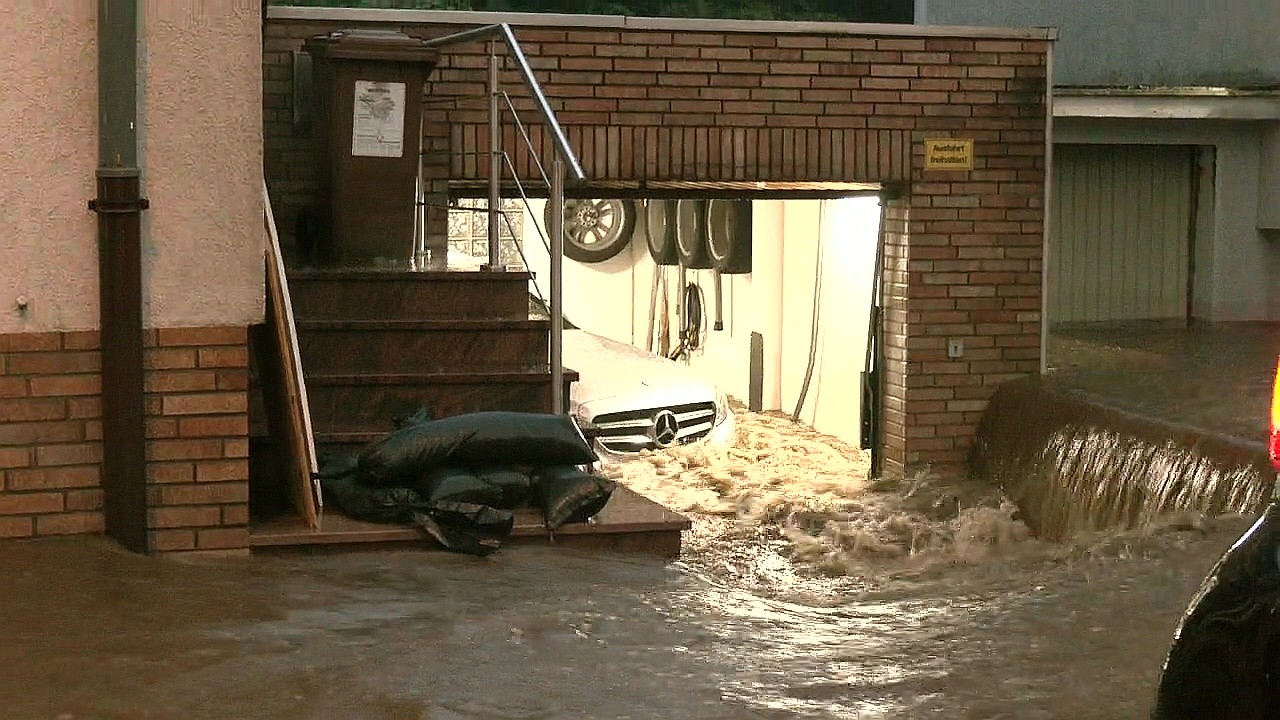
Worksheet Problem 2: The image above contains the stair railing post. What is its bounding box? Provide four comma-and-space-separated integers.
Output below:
487, 39, 503, 271
550, 157, 565, 414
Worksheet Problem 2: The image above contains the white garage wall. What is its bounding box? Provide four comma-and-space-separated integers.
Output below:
520, 196, 881, 447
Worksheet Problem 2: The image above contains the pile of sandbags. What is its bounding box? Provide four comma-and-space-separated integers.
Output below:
317, 411, 616, 556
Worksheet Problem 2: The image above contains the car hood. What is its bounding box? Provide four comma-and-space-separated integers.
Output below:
564, 330, 717, 413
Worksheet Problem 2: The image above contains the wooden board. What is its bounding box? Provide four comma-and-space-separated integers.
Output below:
262, 182, 321, 527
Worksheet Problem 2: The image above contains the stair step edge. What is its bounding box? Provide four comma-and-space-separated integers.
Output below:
288, 270, 532, 282
304, 370, 579, 386
296, 319, 547, 331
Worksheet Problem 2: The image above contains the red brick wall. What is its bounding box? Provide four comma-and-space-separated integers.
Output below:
263, 15, 1049, 479
0, 332, 103, 539
0, 327, 250, 551
143, 327, 251, 553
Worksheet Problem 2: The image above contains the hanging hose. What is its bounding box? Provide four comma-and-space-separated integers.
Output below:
658, 270, 671, 358
712, 270, 724, 331
792, 201, 826, 422
646, 264, 661, 353
668, 281, 706, 361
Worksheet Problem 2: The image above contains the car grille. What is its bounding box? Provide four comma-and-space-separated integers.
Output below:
590, 401, 717, 454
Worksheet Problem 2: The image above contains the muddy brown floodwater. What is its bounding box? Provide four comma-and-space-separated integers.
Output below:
0, 409, 1257, 720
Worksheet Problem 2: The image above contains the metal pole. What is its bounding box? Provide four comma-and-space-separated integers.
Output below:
487, 39, 502, 271
550, 158, 565, 414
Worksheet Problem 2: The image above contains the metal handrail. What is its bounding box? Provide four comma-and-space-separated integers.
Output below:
422, 23, 586, 181
423, 22, 576, 414
500, 153, 553, 257
502, 91, 551, 190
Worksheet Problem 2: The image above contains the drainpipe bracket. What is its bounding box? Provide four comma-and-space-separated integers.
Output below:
88, 197, 150, 214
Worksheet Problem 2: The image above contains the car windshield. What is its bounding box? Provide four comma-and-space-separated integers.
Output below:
529, 294, 578, 330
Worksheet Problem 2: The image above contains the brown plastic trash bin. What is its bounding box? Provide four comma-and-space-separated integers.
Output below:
304, 29, 439, 268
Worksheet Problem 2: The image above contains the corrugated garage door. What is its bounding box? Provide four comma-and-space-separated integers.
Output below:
1050, 144, 1195, 324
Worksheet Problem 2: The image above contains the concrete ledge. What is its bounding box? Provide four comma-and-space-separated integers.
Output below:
268, 5, 1057, 40
1056, 90, 1280, 120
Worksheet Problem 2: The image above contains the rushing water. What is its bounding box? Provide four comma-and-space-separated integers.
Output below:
0, 523, 1250, 720
971, 377, 1273, 541
0, 395, 1269, 718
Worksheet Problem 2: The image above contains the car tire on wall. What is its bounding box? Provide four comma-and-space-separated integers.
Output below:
707, 199, 752, 274
544, 198, 637, 264
675, 199, 713, 269
645, 199, 679, 266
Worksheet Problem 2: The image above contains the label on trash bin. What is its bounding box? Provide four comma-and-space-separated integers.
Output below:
351, 80, 406, 158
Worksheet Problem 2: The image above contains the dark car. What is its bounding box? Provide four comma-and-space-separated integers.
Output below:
1152, 360, 1280, 719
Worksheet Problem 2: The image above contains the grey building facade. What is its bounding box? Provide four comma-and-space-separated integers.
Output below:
920, 0, 1280, 323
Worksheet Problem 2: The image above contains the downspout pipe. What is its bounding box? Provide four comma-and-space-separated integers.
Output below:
91, 0, 149, 553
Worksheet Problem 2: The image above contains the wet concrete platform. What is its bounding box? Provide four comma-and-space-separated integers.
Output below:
1046, 322, 1280, 453
251, 485, 689, 558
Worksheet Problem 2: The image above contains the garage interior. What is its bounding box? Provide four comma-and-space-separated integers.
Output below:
502, 194, 882, 452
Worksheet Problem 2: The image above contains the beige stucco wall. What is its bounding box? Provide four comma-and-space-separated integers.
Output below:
0, 4, 99, 333
0, 3, 264, 336
142, 1, 264, 328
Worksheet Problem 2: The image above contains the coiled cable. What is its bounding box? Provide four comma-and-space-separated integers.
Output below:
668, 281, 706, 361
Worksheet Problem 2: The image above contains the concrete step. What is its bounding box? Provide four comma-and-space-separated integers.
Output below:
296, 318, 549, 375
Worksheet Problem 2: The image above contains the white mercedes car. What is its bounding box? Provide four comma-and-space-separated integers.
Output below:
533, 296, 736, 464
565, 330, 737, 462
448, 251, 735, 462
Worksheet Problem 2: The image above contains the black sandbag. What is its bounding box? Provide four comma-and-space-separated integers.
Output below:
393, 406, 434, 429
355, 424, 477, 488
477, 469, 533, 510
419, 467, 506, 507
315, 452, 359, 480
413, 503, 514, 557
1153, 502, 1280, 720
320, 475, 425, 525
425, 411, 597, 468
532, 465, 616, 529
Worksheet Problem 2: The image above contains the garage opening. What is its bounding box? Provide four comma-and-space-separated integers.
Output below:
444, 193, 884, 456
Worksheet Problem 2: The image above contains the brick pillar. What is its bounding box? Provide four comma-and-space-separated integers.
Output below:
144, 326, 251, 554
889, 151, 1045, 480
880, 196, 910, 479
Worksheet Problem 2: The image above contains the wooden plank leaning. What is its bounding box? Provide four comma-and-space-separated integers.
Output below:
261, 181, 321, 527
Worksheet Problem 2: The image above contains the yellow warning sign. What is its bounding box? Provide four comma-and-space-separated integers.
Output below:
924, 138, 974, 171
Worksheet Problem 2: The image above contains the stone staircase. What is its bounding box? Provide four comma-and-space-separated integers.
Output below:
248, 268, 575, 509
246, 267, 688, 557
289, 268, 573, 453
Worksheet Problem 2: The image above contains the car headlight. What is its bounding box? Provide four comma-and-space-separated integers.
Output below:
714, 391, 729, 425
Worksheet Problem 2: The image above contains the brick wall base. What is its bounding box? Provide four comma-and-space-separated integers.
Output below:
0, 327, 250, 553
0, 331, 103, 539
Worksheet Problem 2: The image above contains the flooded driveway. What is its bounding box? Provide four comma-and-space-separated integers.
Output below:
0, 409, 1257, 719
0, 522, 1247, 720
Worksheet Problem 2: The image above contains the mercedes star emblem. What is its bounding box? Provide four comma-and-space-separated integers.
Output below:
651, 410, 680, 448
